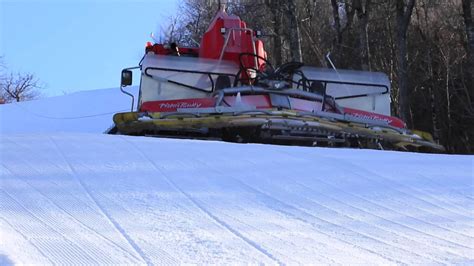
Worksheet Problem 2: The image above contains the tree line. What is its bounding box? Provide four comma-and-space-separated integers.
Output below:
170, 0, 473, 154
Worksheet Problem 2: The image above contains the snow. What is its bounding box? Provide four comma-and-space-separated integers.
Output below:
0, 87, 138, 134
0, 88, 473, 264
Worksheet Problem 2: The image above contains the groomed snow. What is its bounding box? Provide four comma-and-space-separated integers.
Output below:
0, 88, 473, 264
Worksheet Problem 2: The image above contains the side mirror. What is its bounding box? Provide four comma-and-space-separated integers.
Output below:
121, 69, 133, 87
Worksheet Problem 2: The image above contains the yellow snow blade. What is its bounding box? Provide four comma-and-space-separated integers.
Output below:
113, 111, 445, 152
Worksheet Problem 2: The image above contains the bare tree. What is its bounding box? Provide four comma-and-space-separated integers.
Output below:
156, 15, 186, 44
0, 57, 6, 81
286, 0, 303, 62
396, 0, 416, 126
177, 0, 216, 47
331, 0, 343, 45
353, 0, 372, 70
1, 73, 42, 102
462, 0, 473, 82
328, 0, 355, 67
0, 56, 4, 71
0, 57, 7, 103
267, 0, 284, 66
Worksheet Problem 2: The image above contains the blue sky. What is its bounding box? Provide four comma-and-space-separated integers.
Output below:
1, 0, 178, 96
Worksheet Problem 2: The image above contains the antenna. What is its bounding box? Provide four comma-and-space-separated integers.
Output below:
326, 52, 337, 70
150, 32, 159, 43
326, 52, 352, 96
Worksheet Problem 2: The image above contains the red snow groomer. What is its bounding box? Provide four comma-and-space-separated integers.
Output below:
113, 9, 444, 152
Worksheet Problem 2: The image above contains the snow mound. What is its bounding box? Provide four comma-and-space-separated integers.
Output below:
0, 87, 138, 134
0, 88, 473, 264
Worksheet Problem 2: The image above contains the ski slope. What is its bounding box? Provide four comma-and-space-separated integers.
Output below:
0, 88, 473, 264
